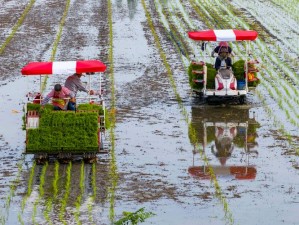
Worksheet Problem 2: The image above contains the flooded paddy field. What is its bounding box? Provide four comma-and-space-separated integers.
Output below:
0, 0, 298, 224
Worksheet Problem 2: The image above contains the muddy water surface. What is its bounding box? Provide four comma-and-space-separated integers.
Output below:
0, 0, 298, 225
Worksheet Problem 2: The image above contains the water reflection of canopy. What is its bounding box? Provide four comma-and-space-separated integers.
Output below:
188, 166, 257, 180
188, 29, 258, 41
21, 60, 107, 75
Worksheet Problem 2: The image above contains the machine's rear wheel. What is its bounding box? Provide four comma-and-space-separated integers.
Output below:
239, 96, 246, 105
206, 96, 212, 104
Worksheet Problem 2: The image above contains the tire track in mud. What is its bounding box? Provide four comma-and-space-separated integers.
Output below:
142, 1, 235, 224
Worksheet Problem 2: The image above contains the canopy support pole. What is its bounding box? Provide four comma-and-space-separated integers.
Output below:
40, 75, 42, 94
89, 74, 91, 103
99, 72, 102, 98
245, 41, 248, 92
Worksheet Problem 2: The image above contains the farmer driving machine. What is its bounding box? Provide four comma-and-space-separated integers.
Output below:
188, 29, 260, 104
21, 60, 108, 163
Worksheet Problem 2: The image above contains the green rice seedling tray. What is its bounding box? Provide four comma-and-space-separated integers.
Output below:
25, 103, 103, 153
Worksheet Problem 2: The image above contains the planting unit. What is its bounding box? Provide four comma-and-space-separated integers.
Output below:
21, 60, 108, 163
188, 29, 260, 104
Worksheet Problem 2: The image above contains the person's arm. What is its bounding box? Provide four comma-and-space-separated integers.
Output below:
41, 91, 53, 106
41, 96, 50, 106
76, 79, 89, 93
78, 80, 95, 95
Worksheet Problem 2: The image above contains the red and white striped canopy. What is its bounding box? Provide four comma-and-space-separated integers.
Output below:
188, 29, 258, 41
21, 60, 106, 75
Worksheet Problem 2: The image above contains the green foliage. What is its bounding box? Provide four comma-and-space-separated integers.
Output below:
77, 103, 104, 115
26, 109, 100, 153
232, 60, 260, 87
188, 62, 216, 90
114, 208, 155, 225
0, 0, 36, 55
206, 63, 217, 89
232, 60, 245, 80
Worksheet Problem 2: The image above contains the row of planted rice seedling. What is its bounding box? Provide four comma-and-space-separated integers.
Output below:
143, 1, 235, 224
17, 161, 36, 225
0, 0, 36, 55
32, 163, 48, 225
21, 162, 86, 224
231, 0, 299, 56
88, 164, 97, 223
41, 0, 72, 92
107, 0, 119, 222
154, 0, 191, 69
74, 162, 85, 225
58, 162, 72, 224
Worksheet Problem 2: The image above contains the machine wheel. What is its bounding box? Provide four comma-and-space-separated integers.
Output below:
239, 96, 246, 105
206, 97, 212, 104
196, 91, 204, 99
34, 153, 48, 165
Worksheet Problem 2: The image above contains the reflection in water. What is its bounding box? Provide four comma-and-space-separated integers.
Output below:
189, 106, 260, 180
115, 0, 138, 19
116, 0, 122, 8
128, 0, 138, 19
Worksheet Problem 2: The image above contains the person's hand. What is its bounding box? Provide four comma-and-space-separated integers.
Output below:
89, 90, 94, 95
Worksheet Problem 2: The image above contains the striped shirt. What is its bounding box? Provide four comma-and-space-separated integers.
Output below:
64, 74, 88, 96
